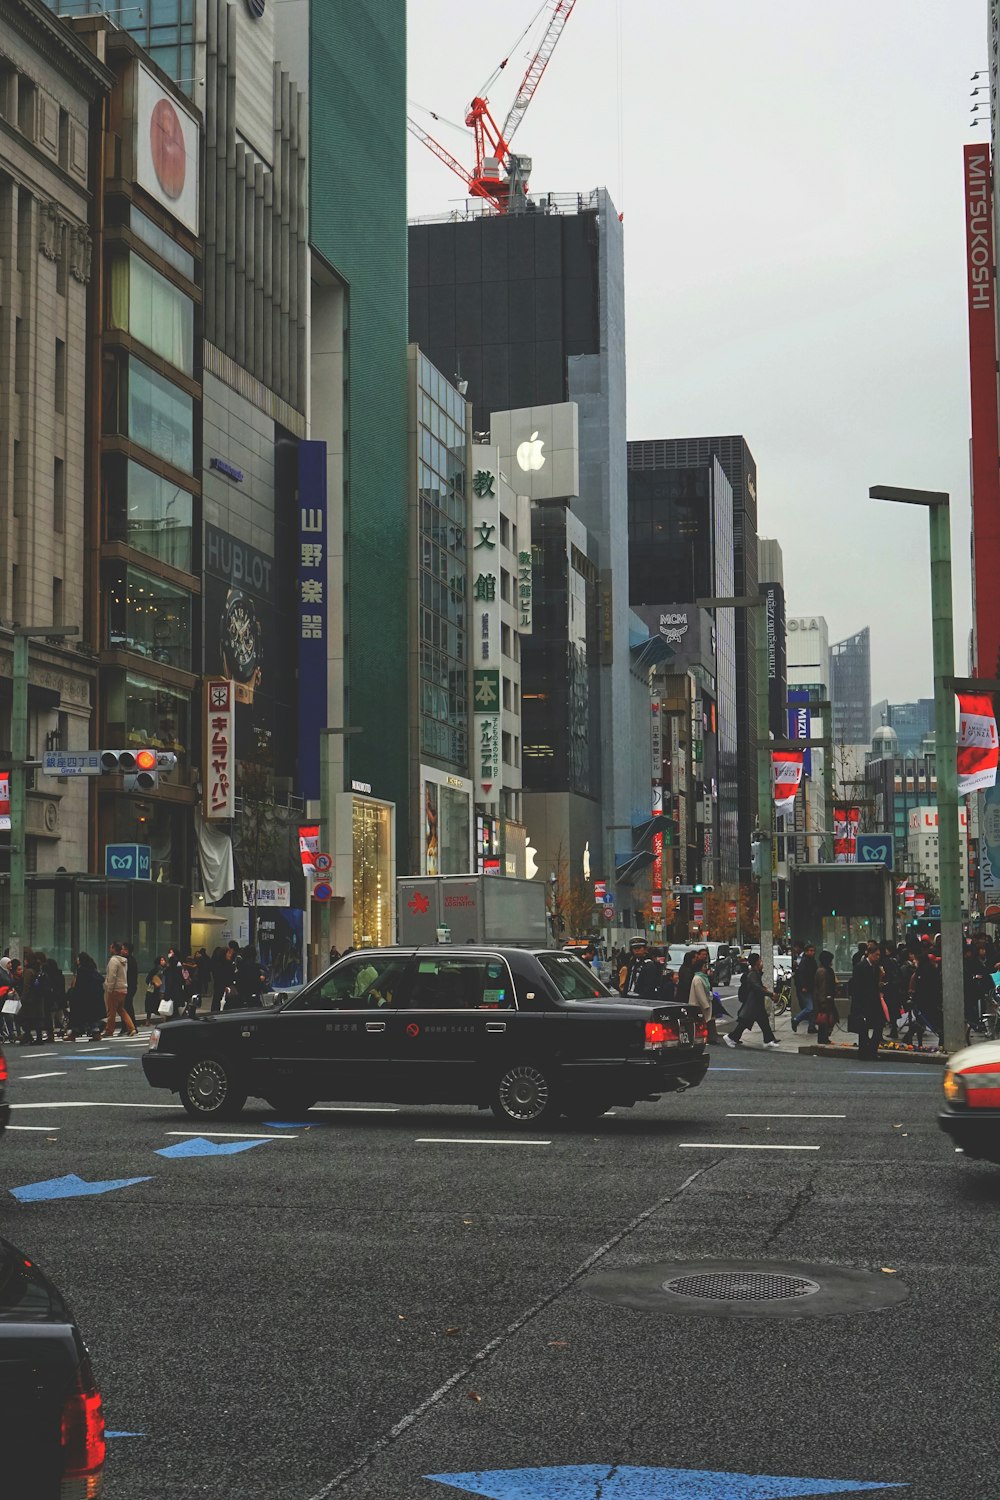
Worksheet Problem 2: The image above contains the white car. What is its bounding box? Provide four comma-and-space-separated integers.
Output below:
939, 1039, 1000, 1163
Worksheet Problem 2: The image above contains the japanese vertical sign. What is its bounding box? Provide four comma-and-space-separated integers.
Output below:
963, 144, 1000, 678
516, 492, 532, 634
0, 773, 9, 831
204, 679, 235, 819
298, 441, 328, 803
472, 445, 501, 811
787, 688, 812, 779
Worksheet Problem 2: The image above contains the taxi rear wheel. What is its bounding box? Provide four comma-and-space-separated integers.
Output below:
491, 1061, 558, 1128
180, 1057, 247, 1119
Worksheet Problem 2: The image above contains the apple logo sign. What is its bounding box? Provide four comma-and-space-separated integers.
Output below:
524, 838, 539, 881
150, 97, 186, 202
516, 430, 546, 472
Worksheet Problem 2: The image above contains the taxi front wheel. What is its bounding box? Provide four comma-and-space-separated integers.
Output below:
180, 1057, 248, 1119
491, 1061, 558, 1128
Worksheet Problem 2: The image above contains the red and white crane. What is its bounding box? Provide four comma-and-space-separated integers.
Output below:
409, 0, 579, 214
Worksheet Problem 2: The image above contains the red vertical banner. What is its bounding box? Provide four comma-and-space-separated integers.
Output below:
964, 144, 1000, 678
957, 692, 999, 794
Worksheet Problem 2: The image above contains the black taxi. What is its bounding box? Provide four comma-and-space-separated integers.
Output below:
142, 946, 710, 1127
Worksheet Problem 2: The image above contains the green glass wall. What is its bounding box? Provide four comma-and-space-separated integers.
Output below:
310, 0, 409, 864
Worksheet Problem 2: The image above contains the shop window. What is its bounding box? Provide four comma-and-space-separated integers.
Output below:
104, 669, 189, 770
106, 564, 192, 670
129, 206, 195, 279
103, 456, 193, 572
109, 252, 194, 375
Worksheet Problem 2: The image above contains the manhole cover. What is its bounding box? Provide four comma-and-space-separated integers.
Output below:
582, 1259, 909, 1319
663, 1271, 820, 1302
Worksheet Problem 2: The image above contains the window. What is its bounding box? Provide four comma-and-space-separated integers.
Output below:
536, 953, 612, 1001
54, 340, 66, 414
293, 955, 409, 1011
129, 206, 195, 279
14, 318, 26, 393
17, 75, 35, 139
501, 568, 511, 603
106, 564, 192, 670
53, 458, 65, 534
109, 253, 194, 375
104, 670, 189, 768
103, 457, 194, 571
500, 516, 510, 548
58, 107, 70, 170
502, 730, 512, 765
501, 623, 511, 658
406, 956, 515, 1010
126, 358, 194, 472
52, 577, 63, 627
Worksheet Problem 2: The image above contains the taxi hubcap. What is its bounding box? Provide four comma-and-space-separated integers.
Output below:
500, 1065, 549, 1120
190, 1061, 226, 1110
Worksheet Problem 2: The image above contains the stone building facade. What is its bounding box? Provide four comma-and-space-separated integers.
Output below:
0, 0, 111, 877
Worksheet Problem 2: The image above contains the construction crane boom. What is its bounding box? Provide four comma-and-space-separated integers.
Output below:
407, 115, 504, 212
502, 0, 578, 148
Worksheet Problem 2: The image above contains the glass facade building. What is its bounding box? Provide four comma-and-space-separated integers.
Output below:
47, 0, 195, 92
832, 627, 872, 746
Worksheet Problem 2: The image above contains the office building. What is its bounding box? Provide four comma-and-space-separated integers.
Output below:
831, 626, 871, 748
628, 436, 758, 878
0, 0, 111, 955
408, 189, 632, 888
871, 697, 935, 758
626, 452, 738, 885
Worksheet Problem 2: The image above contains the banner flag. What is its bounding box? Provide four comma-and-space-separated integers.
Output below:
957, 692, 999, 796
772, 750, 803, 809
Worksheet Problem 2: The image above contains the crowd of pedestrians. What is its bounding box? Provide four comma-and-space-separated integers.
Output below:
0, 936, 272, 1045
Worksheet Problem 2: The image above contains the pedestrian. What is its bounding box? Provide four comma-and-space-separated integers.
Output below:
618, 938, 654, 998
0, 956, 21, 1043
231, 943, 263, 1009
725, 952, 781, 1049
120, 940, 139, 1035
65, 953, 105, 1040
813, 950, 840, 1044
688, 949, 720, 1044
209, 944, 232, 1012
160, 950, 184, 1019
194, 947, 212, 999
144, 956, 167, 1025
674, 950, 696, 1005
103, 942, 136, 1038
328, 944, 341, 966
791, 942, 818, 1033
850, 941, 885, 1060
19, 949, 46, 1046
42, 957, 66, 1041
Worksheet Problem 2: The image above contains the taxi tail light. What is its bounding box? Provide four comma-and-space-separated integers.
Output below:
60, 1370, 105, 1497
645, 1020, 680, 1049
694, 1019, 709, 1045
0, 1052, 7, 1084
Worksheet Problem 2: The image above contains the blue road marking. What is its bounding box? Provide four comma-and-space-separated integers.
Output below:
10, 1173, 152, 1202
266, 1121, 313, 1129
106, 1431, 146, 1439
425, 1466, 908, 1499
156, 1137, 276, 1158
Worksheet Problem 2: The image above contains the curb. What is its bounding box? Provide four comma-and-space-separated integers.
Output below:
796, 1043, 948, 1067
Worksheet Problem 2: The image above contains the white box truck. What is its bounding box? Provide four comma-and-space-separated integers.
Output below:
397, 875, 548, 946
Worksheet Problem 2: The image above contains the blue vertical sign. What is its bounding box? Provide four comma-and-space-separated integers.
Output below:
787, 688, 812, 779
298, 441, 328, 802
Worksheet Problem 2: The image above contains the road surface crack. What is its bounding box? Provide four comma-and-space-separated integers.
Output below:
761, 1165, 817, 1252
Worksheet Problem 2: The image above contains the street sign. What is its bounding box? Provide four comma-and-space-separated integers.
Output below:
314, 853, 333, 874
856, 833, 894, 869
312, 880, 334, 902
673, 884, 695, 894
603, 906, 614, 922
929, 904, 942, 919
104, 844, 151, 881
594, 880, 606, 899
602, 890, 614, 905
42, 750, 102, 777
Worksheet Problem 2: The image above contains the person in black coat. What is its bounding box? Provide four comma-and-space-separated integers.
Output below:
850, 942, 886, 1059
161, 951, 185, 1018
230, 944, 263, 1009
210, 945, 233, 1012
65, 953, 105, 1041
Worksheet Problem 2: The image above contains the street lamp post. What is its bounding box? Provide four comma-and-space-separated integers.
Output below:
8, 626, 79, 960
869, 486, 963, 1051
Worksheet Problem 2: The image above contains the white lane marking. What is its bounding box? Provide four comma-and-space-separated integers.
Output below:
416, 1137, 551, 1146
87, 1064, 129, 1072
19, 1072, 68, 1080
12, 1101, 185, 1109
11, 1051, 59, 1059
312, 1105, 400, 1113
166, 1131, 297, 1140
6, 1124, 60, 1132
725, 1112, 846, 1119
679, 1142, 820, 1151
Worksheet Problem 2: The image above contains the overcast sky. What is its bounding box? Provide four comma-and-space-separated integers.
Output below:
407, 1, 985, 708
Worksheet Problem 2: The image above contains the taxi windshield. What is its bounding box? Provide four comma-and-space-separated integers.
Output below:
537, 953, 614, 1002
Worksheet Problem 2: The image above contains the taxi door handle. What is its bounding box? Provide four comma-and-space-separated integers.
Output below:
485, 1022, 507, 1034
365, 1021, 386, 1033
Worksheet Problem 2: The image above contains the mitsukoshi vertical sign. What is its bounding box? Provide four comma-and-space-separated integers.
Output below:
963, 143, 1000, 678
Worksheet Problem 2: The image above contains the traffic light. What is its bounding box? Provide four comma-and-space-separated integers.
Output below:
100, 749, 177, 792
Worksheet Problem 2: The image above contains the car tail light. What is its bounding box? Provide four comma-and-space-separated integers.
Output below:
60, 1373, 105, 1498
0, 1052, 7, 1084
645, 1020, 680, 1049
694, 1019, 709, 1045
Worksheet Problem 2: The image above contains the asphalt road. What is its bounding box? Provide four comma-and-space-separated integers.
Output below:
0, 1023, 992, 1500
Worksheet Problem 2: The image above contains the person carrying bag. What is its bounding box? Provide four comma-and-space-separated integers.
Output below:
813, 950, 840, 1044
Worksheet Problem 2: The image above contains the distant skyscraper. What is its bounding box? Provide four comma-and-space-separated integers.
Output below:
832, 628, 872, 747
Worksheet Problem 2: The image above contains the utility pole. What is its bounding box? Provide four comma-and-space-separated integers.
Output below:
870, 486, 963, 1052
8, 626, 79, 960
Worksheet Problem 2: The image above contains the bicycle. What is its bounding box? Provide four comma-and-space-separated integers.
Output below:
770, 978, 793, 1018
